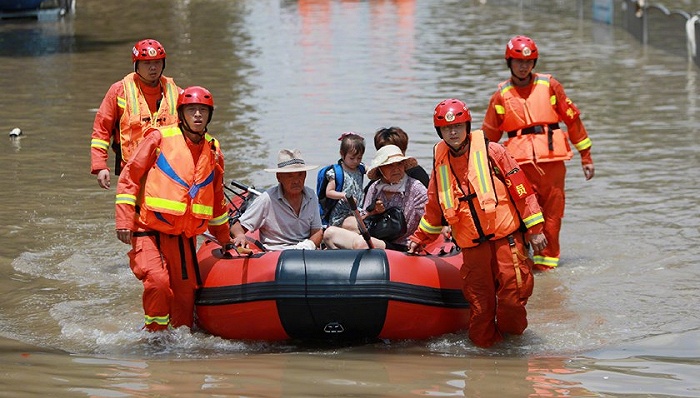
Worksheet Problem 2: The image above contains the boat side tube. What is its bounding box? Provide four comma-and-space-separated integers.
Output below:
195, 246, 469, 342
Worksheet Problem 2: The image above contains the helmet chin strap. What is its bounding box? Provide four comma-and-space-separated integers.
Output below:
180, 119, 207, 138
177, 108, 206, 137
449, 134, 470, 154
511, 68, 531, 84
134, 61, 164, 82
509, 58, 536, 84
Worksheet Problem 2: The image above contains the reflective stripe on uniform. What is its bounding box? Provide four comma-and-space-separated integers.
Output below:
574, 137, 592, 151
522, 212, 544, 228
164, 83, 178, 116
436, 165, 454, 210
472, 147, 490, 195
533, 255, 559, 268
116, 193, 137, 206
534, 75, 550, 87
144, 313, 170, 326
124, 80, 140, 116
209, 212, 229, 226
161, 127, 181, 138
91, 138, 109, 151
191, 203, 213, 217
499, 82, 514, 96
144, 196, 187, 213
418, 217, 443, 235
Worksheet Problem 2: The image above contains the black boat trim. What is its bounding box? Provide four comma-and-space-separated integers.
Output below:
196, 281, 469, 309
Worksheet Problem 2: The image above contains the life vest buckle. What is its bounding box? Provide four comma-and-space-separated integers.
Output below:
459, 193, 477, 202
507, 123, 559, 138
472, 233, 495, 244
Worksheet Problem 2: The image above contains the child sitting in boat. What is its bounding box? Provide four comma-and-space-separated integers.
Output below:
316, 132, 366, 230
323, 145, 427, 252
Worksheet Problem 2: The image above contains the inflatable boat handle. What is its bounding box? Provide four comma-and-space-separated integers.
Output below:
230, 180, 263, 196
346, 193, 374, 249
201, 231, 253, 256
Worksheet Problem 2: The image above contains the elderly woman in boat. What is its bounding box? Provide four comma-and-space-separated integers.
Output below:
323, 145, 427, 251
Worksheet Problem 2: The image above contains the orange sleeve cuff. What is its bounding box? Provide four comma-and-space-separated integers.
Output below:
115, 204, 135, 231
527, 223, 544, 235
210, 224, 232, 246
410, 229, 437, 246
579, 148, 593, 165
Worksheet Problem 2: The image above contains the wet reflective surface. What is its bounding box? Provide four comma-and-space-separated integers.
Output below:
0, 0, 698, 396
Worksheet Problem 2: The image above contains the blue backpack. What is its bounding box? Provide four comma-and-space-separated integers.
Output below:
316, 161, 365, 226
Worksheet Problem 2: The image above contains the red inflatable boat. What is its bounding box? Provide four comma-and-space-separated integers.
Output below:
193, 181, 470, 342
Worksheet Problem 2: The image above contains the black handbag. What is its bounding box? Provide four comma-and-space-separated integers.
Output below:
364, 206, 407, 241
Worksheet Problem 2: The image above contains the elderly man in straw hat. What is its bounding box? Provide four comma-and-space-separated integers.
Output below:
230, 149, 323, 251
323, 144, 427, 251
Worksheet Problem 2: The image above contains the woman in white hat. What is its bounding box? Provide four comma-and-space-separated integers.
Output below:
230, 149, 323, 251
323, 145, 427, 251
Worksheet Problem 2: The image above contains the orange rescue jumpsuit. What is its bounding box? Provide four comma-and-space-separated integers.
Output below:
482, 73, 593, 270
115, 126, 230, 331
410, 132, 544, 348
90, 73, 179, 176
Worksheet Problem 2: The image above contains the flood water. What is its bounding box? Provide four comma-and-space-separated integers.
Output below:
1, 0, 699, 397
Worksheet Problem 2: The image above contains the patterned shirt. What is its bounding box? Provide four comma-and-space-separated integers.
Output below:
362, 177, 427, 246
326, 166, 365, 227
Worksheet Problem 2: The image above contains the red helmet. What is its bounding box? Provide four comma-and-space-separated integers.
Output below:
132, 39, 166, 63
505, 35, 538, 60
433, 99, 472, 138
178, 86, 215, 126
177, 86, 214, 109
434, 99, 471, 127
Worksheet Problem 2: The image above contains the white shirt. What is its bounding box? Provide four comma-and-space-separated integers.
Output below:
239, 184, 322, 250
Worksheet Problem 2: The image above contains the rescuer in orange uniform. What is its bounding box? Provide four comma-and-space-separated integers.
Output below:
408, 99, 547, 348
482, 35, 595, 270
115, 86, 231, 332
91, 38, 180, 190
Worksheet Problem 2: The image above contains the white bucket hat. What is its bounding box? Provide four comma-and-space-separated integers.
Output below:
264, 149, 318, 173
366, 145, 418, 180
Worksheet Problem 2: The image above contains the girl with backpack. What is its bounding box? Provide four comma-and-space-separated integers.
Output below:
316, 132, 366, 229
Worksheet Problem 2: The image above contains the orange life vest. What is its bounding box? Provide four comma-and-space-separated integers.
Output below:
138, 126, 221, 237
118, 72, 179, 162
496, 73, 573, 163
431, 130, 520, 248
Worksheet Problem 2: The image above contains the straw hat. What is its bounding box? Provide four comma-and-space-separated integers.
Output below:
366, 145, 418, 180
264, 149, 318, 173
